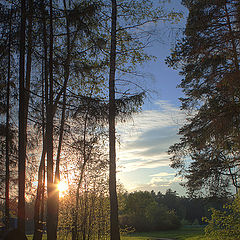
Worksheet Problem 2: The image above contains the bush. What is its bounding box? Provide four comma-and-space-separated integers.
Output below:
204, 194, 240, 240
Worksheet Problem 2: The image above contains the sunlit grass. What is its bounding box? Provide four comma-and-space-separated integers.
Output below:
27, 226, 207, 240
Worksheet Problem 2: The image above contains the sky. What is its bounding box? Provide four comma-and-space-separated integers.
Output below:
117, 0, 188, 196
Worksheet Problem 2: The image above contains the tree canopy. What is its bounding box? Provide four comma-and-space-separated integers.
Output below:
167, 0, 240, 197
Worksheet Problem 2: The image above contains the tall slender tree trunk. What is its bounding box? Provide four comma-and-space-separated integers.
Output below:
25, 0, 33, 106
5, 9, 12, 231
52, 0, 71, 236
33, 146, 46, 240
108, 0, 120, 239
33, 87, 65, 240
46, 0, 55, 239
18, 0, 33, 233
33, 57, 46, 240
18, 0, 27, 233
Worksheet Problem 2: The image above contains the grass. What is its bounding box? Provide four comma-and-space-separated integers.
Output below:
122, 226, 207, 240
27, 226, 208, 240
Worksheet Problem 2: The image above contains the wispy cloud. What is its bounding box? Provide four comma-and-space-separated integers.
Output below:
150, 172, 176, 177
117, 100, 185, 172
120, 156, 171, 173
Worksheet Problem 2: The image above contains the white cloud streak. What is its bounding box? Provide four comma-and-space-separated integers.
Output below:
150, 172, 176, 177
117, 100, 186, 172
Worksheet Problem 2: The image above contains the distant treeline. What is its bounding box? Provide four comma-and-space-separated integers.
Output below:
118, 189, 229, 232
0, 188, 229, 234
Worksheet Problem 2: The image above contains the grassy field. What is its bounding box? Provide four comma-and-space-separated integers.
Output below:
27, 226, 207, 240
122, 226, 207, 240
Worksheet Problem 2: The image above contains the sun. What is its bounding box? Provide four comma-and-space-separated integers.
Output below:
57, 181, 68, 197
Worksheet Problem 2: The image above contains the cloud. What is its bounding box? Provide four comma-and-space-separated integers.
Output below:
149, 172, 183, 187
120, 156, 171, 173
150, 172, 175, 177
150, 175, 183, 185
130, 175, 186, 195
118, 100, 184, 134
117, 100, 186, 172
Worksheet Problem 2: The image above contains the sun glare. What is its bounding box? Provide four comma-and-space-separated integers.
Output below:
57, 181, 68, 197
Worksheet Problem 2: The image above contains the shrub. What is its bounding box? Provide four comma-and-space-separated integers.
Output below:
204, 194, 240, 240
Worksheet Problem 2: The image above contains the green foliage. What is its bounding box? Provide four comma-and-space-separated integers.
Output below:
204, 194, 240, 240
58, 186, 111, 240
119, 191, 181, 232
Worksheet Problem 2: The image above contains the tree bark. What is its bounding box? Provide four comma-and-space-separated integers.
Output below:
18, 0, 33, 232
33, 144, 46, 240
18, 0, 26, 233
33, 53, 46, 240
46, 0, 55, 239
5, 9, 12, 231
108, 0, 120, 240
25, 0, 33, 109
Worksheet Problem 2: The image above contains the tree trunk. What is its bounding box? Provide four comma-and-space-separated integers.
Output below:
33, 54, 46, 240
33, 145, 46, 240
25, 0, 33, 107
33, 83, 65, 240
18, 0, 26, 233
5, 9, 12, 231
52, 0, 71, 236
46, 0, 55, 239
108, 0, 120, 240
18, 0, 33, 232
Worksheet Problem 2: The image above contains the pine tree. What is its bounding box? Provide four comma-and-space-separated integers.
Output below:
167, 0, 240, 196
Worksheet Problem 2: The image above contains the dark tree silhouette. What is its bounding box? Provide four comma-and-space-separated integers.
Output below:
5, 8, 12, 231
167, 0, 240, 197
108, 0, 120, 239
46, 0, 55, 239
18, 0, 27, 233
3, 229, 27, 240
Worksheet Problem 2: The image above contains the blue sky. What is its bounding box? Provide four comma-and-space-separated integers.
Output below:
117, 0, 188, 195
